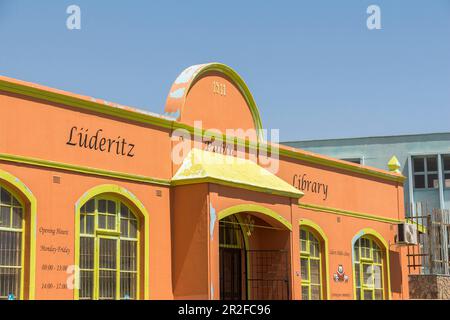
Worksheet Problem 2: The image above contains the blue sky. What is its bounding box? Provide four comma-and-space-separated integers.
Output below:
0, 0, 449, 141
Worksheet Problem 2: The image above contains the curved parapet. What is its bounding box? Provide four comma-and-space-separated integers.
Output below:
165, 63, 263, 139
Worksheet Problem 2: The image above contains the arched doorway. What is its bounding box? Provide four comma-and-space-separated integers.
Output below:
218, 205, 292, 300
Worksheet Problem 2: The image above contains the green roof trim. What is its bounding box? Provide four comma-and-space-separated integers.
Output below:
0, 75, 405, 184
299, 203, 403, 224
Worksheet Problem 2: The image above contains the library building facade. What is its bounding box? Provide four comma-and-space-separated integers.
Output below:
0, 63, 410, 300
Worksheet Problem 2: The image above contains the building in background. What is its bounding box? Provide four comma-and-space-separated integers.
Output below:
283, 133, 450, 216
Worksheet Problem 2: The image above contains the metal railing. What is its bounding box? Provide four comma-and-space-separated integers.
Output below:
246, 250, 290, 300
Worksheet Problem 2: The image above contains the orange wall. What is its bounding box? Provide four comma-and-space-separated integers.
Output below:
0, 92, 173, 180
169, 72, 256, 134
171, 184, 210, 299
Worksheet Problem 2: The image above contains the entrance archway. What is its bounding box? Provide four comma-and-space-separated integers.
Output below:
218, 205, 292, 300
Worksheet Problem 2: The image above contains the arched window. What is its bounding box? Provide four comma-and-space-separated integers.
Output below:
0, 186, 24, 300
353, 236, 385, 300
79, 197, 139, 300
300, 228, 322, 300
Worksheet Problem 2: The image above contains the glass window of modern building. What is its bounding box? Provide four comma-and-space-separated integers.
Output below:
444, 155, 450, 189
412, 156, 439, 189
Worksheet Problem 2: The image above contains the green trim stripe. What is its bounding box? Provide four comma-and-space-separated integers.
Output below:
405, 218, 427, 233
299, 203, 403, 224
0, 152, 406, 226
0, 153, 171, 186
218, 204, 293, 231
0, 79, 174, 129
280, 148, 405, 183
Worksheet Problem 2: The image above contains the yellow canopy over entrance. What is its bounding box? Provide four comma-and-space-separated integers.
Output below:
172, 148, 303, 199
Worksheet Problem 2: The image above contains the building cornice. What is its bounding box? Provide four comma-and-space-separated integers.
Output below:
0, 153, 171, 186
299, 203, 403, 224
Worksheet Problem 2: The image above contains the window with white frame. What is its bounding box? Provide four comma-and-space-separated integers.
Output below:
443, 155, 450, 189
412, 156, 439, 189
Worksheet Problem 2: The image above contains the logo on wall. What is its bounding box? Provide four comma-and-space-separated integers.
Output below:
245, 215, 255, 237
333, 265, 349, 283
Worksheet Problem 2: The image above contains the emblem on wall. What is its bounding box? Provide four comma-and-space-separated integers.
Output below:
333, 265, 349, 283
245, 215, 255, 237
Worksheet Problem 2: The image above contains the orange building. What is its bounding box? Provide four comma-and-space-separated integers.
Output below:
0, 63, 409, 300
